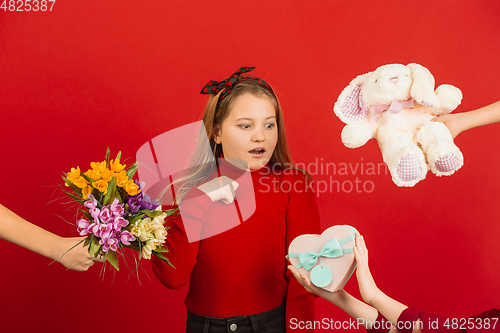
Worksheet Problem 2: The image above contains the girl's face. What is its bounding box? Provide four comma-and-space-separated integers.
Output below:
215, 93, 278, 171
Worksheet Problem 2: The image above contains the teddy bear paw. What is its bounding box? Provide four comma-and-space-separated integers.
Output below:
434, 154, 459, 173
396, 155, 424, 183
435, 84, 463, 113
415, 94, 440, 109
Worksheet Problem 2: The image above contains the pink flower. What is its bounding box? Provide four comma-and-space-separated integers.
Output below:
76, 219, 90, 236
90, 207, 101, 220
99, 207, 112, 223
84, 194, 98, 210
98, 223, 113, 239
90, 222, 100, 236
99, 238, 118, 252
120, 231, 136, 246
113, 216, 129, 231
110, 198, 125, 217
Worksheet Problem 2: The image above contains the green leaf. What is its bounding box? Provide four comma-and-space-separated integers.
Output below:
126, 161, 138, 179
123, 243, 140, 251
154, 252, 175, 269
83, 236, 92, 248
102, 177, 117, 206
79, 208, 92, 220
153, 245, 169, 253
120, 188, 128, 203
80, 172, 95, 184
106, 251, 120, 271
165, 208, 179, 217
105, 147, 111, 168
115, 151, 122, 163
61, 189, 84, 204
89, 236, 101, 257
143, 210, 164, 218
61, 176, 83, 195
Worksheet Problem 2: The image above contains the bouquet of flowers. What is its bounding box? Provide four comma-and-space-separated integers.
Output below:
61, 148, 176, 271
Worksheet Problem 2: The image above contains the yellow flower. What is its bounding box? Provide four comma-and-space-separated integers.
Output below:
124, 179, 141, 196
115, 171, 129, 188
72, 176, 89, 189
92, 179, 109, 194
82, 185, 93, 199
91, 160, 107, 173
110, 159, 126, 173
100, 168, 114, 182
67, 167, 81, 182
84, 169, 101, 181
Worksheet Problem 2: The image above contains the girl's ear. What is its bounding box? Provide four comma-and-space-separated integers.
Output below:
334, 73, 370, 124
212, 126, 221, 144
407, 63, 440, 108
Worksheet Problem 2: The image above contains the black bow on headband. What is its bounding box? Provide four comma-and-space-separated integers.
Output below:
200, 67, 273, 102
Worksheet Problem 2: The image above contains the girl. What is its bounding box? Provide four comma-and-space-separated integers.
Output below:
288, 234, 500, 333
151, 67, 321, 333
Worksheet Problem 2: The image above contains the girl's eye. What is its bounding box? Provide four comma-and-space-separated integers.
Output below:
265, 123, 276, 129
239, 124, 251, 129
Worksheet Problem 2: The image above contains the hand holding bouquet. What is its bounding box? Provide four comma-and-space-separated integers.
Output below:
61, 148, 175, 271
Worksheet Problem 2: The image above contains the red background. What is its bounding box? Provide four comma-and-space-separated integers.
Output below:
1, 1, 499, 331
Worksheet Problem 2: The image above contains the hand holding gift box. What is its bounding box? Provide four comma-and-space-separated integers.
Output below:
288, 225, 357, 292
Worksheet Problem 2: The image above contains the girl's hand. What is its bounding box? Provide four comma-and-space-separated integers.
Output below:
353, 234, 382, 305
197, 176, 239, 204
286, 255, 335, 299
55, 237, 105, 272
432, 113, 466, 138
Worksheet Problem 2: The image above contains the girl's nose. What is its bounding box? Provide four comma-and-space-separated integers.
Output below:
252, 129, 265, 142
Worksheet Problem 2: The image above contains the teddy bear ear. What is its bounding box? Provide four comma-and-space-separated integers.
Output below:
407, 63, 440, 108
334, 73, 370, 123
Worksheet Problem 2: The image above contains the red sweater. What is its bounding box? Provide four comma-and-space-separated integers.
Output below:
152, 160, 321, 332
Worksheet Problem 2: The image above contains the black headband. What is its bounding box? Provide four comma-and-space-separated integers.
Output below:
200, 67, 274, 103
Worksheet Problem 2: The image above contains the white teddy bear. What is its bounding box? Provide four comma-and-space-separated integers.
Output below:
334, 63, 463, 187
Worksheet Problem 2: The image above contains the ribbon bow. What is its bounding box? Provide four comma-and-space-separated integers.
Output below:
200, 67, 273, 103
370, 98, 414, 116
289, 233, 355, 271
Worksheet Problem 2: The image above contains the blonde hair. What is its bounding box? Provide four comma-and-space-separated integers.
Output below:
160, 79, 306, 204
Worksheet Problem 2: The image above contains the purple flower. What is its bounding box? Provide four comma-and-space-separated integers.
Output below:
141, 194, 160, 211
126, 195, 142, 214
120, 231, 136, 246
99, 237, 118, 252
99, 207, 112, 223
84, 194, 98, 210
113, 216, 129, 231
76, 219, 91, 236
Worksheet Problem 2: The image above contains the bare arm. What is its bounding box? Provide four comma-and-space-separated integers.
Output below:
433, 101, 500, 138
0, 204, 99, 271
287, 256, 379, 329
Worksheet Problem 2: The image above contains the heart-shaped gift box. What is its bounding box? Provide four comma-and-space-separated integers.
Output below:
288, 225, 357, 292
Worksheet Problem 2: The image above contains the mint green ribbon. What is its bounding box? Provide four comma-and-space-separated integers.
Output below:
289, 226, 357, 271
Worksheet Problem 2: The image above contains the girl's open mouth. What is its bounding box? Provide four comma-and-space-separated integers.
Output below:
249, 148, 266, 157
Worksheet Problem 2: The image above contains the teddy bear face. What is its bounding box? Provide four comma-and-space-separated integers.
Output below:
362, 64, 413, 106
